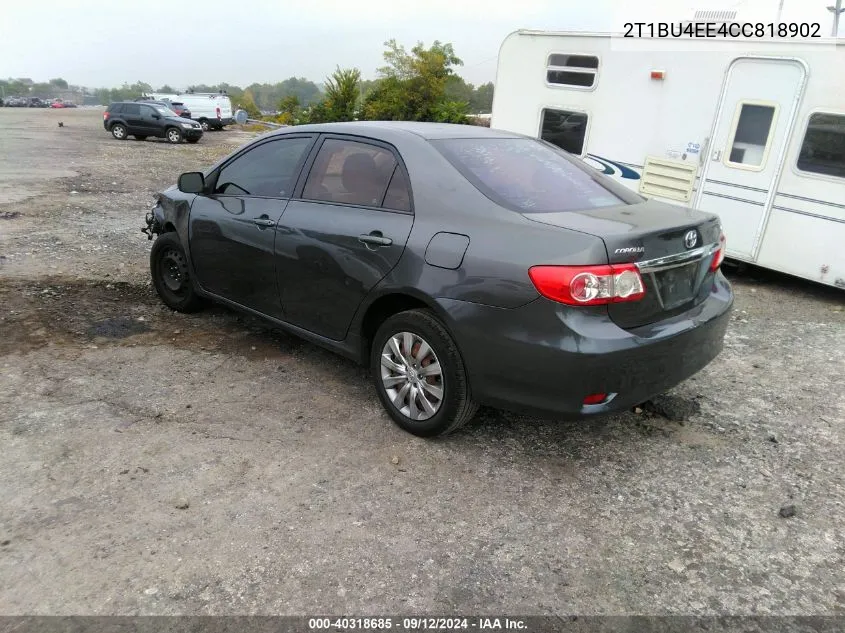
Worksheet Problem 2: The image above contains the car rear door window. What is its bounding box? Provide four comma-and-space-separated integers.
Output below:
433, 137, 632, 213
382, 167, 412, 212
302, 139, 397, 208
214, 136, 313, 198
122, 104, 140, 116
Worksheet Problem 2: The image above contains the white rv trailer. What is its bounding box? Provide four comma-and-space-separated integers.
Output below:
492, 30, 845, 289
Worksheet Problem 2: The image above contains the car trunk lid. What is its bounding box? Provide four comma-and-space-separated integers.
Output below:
523, 200, 722, 329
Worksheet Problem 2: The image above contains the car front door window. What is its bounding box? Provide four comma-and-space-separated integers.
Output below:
214, 137, 313, 198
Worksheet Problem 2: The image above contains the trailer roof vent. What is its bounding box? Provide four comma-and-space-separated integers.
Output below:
638, 156, 698, 202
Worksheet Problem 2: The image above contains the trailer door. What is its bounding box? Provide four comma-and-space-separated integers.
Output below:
695, 57, 806, 260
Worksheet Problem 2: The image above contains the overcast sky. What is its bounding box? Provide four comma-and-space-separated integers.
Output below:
0, 0, 839, 89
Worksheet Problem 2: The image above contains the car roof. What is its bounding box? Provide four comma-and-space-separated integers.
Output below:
267, 121, 525, 142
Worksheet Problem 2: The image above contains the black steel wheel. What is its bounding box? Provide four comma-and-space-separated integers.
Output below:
150, 232, 204, 312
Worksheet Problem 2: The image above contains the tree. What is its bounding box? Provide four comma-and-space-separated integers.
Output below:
278, 94, 300, 115
361, 76, 412, 121
361, 40, 469, 123
445, 75, 473, 105
236, 78, 322, 112
238, 90, 261, 118
49, 78, 68, 89
95, 88, 112, 105
30, 83, 53, 97
323, 67, 361, 122
470, 82, 494, 113
157, 84, 175, 93
0, 78, 29, 97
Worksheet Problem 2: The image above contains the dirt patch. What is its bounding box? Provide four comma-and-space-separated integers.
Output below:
85, 316, 152, 339
0, 276, 306, 359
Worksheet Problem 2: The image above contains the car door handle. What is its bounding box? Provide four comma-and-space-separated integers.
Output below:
253, 216, 276, 228
358, 232, 393, 247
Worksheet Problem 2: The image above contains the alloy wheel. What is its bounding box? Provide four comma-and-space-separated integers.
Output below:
380, 331, 443, 421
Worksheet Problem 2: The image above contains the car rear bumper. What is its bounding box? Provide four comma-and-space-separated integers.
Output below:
439, 272, 733, 419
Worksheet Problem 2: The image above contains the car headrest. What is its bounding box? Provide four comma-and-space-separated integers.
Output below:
341, 153, 379, 194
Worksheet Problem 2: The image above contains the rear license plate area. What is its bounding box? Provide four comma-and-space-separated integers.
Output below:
654, 262, 698, 309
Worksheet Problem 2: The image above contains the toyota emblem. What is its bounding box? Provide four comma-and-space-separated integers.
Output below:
684, 230, 698, 249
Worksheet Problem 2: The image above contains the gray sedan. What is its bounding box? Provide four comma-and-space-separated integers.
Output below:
144, 122, 733, 437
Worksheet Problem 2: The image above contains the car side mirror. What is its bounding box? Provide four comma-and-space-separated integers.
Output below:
178, 172, 205, 194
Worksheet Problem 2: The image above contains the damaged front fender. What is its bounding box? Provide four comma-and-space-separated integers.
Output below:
141, 207, 164, 240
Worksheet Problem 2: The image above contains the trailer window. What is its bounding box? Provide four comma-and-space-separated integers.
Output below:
797, 113, 845, 179
540, 109, 588, 155
725, 102, 777, 169
546, 54, 598, 88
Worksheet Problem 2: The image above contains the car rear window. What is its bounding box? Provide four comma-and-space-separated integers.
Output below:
432, 137, 631, 212
109, 103, 124, 113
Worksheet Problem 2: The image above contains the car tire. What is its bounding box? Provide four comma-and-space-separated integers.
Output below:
198, 118, 209, 131
186, 138, 199, 144
111, 124, 128, 140
166, 127, 183, 144
371, 309, 478, 437
134, 135, 147, 141
150, 232, 204, 313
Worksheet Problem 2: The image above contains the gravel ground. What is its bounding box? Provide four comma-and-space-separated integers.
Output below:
0, 108, 844, 616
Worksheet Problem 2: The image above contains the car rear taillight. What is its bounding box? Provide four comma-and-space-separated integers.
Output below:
103, 111, 110, 120
216, 106, 221, 118
710, 231, 726, 272
528, 264, 646, 306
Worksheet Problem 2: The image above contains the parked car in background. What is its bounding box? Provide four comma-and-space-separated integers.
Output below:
168, 102, 191, 119
135, 98, 192, 119
144, 121, 733, 437
28, 97, 48, 107
104, 101, 203, 143
5, 96, 28, 107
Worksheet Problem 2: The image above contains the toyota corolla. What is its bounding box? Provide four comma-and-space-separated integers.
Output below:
144, 122, 733, 437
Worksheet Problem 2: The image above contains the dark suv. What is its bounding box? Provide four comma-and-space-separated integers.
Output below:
103, 101, 203, 143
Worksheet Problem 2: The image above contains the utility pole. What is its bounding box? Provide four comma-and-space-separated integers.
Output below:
829, 0, 844, 37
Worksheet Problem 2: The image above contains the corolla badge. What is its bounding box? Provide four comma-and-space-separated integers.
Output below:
615, 246, 645, 254
684, 230, 698, 249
